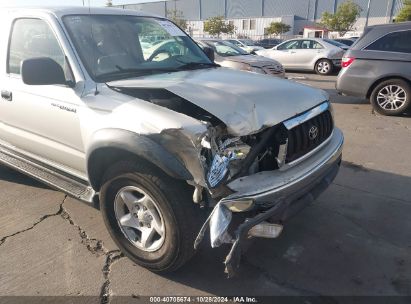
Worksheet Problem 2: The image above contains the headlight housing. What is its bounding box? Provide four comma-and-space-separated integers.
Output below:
248, 66, 265, 74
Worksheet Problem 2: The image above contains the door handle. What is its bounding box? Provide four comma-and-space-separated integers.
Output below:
1, 90, 12, 101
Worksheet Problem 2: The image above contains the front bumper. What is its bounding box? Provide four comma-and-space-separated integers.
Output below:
222, 128, 344, 210
224, 151, 341, 276
195, 129, 344, 277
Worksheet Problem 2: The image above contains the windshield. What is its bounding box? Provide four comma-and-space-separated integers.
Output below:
63, 15, 212, 82
202, 40, 249, 57
239, 39, 255, 46
324, 39, 347, 48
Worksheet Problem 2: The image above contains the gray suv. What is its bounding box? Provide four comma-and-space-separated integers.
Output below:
336, 22, 411, 115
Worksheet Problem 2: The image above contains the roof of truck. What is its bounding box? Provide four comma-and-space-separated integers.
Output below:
0, 6, 158, 18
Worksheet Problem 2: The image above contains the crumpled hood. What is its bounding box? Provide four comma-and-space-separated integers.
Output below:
226, 55, 282, 68
108, 68, 328, 135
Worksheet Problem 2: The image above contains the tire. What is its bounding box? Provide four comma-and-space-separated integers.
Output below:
100, 160, 204, 273
370, 79, 411, 116
315, 59, 333, 75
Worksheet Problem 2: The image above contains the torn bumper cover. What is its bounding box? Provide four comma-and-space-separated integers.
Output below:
195, 128, 344, 277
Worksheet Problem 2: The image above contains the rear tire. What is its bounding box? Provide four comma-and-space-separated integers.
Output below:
315, 59, 333, 75
100, 160, 204, 273
370, 79, 411, 116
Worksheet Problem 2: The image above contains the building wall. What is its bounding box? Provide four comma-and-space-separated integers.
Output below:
188, 16, 293, 39
201, 0, 225, 19
119, 0, 405, 38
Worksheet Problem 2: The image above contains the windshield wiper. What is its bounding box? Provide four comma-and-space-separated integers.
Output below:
96, 67, 177, 82
97, 62, 219, 82
175, 62, 220, 71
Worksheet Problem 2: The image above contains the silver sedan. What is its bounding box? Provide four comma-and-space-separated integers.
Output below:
256, 38, 346, 75
197, 39, 285, 78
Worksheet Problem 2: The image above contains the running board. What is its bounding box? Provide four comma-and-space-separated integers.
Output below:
0, 147, 95, 203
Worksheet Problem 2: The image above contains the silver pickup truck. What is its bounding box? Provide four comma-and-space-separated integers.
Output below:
0, 7, 343, 276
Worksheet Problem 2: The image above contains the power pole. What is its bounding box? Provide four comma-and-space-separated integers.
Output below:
365, 0, 371, 28
306, 0, 311, 20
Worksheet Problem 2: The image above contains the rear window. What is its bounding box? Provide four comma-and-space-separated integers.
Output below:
365, 30, 411, 54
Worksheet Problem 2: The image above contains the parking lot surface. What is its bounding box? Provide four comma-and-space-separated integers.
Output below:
1, 72, 410, 301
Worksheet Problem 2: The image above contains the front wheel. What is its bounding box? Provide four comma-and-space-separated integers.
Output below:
370, 79, 411, 116
315, 59, 333, 75
100, 160, 204, 273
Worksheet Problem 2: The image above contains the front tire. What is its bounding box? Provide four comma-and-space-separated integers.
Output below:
370, 79, 411, 116
315, 59, 333, 75
100, 160, 203, 273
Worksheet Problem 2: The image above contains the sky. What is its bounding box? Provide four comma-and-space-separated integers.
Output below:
0, 0, 160, 7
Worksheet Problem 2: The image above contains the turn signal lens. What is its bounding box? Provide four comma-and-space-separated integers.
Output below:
248, 221, 283, 238
341, 57, 355, 68
224, 199, 254, 212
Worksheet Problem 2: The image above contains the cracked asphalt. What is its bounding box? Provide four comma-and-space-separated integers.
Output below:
0, 73, 410, 301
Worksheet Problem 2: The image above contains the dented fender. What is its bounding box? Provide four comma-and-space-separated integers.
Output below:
86, 128, 195, 189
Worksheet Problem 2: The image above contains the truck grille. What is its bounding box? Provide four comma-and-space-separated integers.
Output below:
285, 110, 333, 163
263, 64, 284, 75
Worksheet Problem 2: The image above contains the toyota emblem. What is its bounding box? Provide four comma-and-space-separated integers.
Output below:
308, 125, 319, 140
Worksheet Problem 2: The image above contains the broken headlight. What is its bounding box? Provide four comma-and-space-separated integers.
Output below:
202, 136, 251, 188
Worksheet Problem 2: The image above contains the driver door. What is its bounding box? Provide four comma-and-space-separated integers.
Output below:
0, 17, 85, 175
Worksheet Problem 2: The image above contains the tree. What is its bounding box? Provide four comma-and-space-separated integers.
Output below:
105, 0, 113, 7
203, 16, 235, 37
395, 0, 411, 22
265, 22, 291, 36
167, 9, 188, 30
321, 0, 362, 36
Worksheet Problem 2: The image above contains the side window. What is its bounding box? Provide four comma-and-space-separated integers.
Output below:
8, 18, 66, 75
313, 41, 324, 49
301, 40, 311, 49
278, 40, 300, 50
366, 30, 411, 54
300, 40, 323, 49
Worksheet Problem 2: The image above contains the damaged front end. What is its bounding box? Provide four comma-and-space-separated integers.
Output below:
110, 83, 343, 277
191, 102, 342, 277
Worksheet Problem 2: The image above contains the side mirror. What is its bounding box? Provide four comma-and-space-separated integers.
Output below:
202, 46, 215, 62
21, 57, 68, 86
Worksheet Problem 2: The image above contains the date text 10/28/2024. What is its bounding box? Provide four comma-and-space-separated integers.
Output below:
149, 297, 258, 303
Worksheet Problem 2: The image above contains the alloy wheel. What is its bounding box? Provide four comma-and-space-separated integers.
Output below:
376, 85, 407, 111
114, 186, 165, 252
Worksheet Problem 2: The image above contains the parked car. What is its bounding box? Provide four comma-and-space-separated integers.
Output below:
323, 38, 349, 50
256, 38, 345, 75
0, 7, 343, 276
255, 38, 283, 49
225, 38, 264, 53
337, 22, 411, 116
196, 39, 285, 77
333, 38, 356, 46
142, 39, 184, 61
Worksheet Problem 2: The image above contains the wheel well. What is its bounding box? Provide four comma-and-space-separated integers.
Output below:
366, 76, 411, 99
87, 147, 166, 191
315, 58, 330, 66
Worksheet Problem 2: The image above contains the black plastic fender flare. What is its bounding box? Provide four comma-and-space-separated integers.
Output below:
86, 128, 193, 190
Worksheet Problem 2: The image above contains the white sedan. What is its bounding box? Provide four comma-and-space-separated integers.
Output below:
256, 38, 346, 75
225, 39, 264, 53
